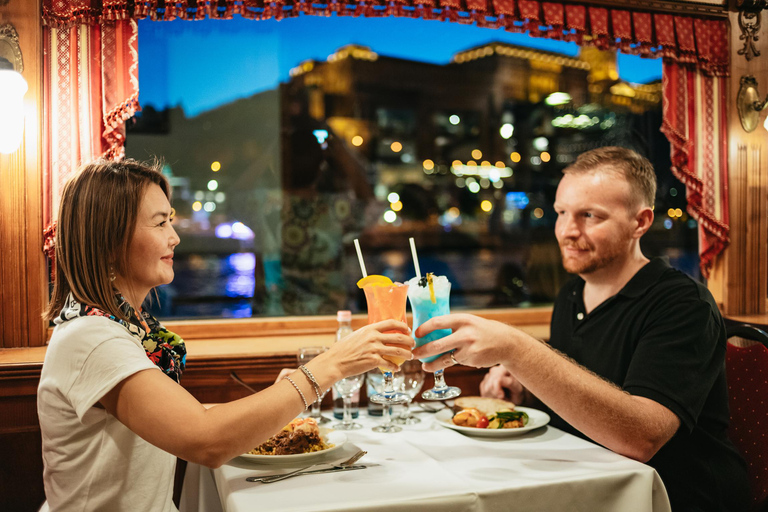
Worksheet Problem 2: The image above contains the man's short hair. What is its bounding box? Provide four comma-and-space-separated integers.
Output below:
563, 146, 657, 209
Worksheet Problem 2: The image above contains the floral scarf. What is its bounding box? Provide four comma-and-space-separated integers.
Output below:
55, 293, 186, 383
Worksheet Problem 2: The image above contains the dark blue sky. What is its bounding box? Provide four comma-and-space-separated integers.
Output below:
138, 14, 662, 117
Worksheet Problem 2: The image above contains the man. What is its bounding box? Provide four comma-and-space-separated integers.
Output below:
413, 146, 749, 512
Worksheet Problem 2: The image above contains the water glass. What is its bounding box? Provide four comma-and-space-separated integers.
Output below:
297, 346, 331, 424
393, 359, 425, 425
332, 373, 364, 430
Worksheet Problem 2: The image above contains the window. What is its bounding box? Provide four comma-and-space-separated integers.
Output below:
126, 15, 696, 320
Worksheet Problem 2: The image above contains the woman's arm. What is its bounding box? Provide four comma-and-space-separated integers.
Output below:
100, 319, 413, 468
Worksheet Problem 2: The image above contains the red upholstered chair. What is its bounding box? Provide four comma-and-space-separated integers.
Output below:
726, 322, 768, 512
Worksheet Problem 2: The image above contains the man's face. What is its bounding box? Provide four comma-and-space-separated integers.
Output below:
554, 170, 640, 276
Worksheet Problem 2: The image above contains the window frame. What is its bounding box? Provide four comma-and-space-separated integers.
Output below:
1, 0, 766, 352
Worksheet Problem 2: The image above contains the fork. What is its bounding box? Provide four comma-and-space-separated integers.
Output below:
258, 450, 367, 484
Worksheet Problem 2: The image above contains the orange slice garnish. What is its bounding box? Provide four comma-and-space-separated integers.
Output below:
356, 275, 394, 289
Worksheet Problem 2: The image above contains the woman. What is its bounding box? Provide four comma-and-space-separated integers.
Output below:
37, 159, 412, 512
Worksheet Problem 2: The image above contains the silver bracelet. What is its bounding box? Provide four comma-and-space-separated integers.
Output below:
285, 375, 309, 410
298, 365, 323, 404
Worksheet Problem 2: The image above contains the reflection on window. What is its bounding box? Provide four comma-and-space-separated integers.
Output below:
126, 16, 696, 319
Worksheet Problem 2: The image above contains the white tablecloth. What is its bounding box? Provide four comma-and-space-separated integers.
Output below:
180, 411, 670, 512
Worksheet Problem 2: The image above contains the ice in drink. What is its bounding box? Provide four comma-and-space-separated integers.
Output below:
407, 274, 451, 363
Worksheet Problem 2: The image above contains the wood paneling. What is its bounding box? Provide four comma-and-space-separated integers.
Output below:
710, 9, 768, 317
0, 0, 46, 350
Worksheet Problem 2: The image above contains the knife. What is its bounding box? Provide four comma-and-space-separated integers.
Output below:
246, 464, 378, 482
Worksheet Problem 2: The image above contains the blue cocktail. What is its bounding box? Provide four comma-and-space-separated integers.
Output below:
407, 274, 461, 400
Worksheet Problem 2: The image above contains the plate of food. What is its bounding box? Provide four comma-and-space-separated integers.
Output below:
435, 397, 550, 437
239, 418, 347, 463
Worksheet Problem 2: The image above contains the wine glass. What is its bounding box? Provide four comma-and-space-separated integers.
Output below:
297, 346, 331, 424
332, 373, 364, 430
393, 359, 425, 425
366, 370, 405, 433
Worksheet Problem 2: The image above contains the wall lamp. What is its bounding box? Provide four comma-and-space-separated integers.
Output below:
0, 23, 27, 154
737, 75, 768, 133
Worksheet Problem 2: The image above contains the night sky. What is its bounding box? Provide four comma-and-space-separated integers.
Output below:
138, 14, 663, 117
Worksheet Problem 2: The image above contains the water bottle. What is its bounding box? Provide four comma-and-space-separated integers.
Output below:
332, 311, 360, 419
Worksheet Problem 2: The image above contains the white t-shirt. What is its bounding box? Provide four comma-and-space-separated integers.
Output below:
38, 315, 177, 512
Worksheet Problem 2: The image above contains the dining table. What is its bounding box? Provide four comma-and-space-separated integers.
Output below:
179, 407, 671, 512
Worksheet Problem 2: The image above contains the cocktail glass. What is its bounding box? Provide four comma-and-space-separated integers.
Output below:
407, 275, 461, 400
362, 282, 410, 432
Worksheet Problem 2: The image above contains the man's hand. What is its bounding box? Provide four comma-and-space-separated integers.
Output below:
412, 314, 522, 371
480, 365, 527, 404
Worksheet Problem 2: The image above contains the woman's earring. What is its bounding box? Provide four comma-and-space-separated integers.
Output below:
109, 266, 116, 282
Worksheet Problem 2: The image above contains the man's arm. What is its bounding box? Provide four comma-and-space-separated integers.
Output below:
414, 314, 680, 462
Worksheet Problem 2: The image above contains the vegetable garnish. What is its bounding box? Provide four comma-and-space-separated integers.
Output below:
490, 411, 529, 428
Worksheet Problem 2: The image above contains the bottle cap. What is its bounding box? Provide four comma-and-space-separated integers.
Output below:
337, 310, 352, 322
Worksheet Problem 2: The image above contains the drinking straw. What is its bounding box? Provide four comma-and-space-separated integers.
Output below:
353, 238, 367, 278
409, 237, 422, 279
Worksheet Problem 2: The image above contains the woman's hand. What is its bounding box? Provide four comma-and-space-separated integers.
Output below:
320, 319, 413, 380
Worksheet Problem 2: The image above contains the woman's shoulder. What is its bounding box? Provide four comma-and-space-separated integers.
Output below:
48, 315, 140, 357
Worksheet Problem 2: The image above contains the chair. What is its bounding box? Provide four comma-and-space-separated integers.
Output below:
726, 321, 768, 512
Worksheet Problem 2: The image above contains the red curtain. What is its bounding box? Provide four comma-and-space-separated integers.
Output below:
42, 15, 139, 251
662, 61, 729, 279
41, 0, 731, 276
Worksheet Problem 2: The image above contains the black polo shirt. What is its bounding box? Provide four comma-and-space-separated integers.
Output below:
547, 257, 749, 512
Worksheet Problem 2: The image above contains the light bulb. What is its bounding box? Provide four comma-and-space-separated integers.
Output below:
0, 67, 28, 154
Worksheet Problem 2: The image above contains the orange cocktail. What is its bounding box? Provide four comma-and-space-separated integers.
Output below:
362, 282, 410, 369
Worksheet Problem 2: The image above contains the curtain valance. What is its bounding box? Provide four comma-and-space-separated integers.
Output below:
43, 0, 728, 76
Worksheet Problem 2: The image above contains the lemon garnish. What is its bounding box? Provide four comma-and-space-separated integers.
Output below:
427, 272, 436, 303
356, 274, 394, 289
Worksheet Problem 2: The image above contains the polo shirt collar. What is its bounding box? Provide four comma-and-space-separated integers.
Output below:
617, 257, 670, 298
566, 257, 670, 305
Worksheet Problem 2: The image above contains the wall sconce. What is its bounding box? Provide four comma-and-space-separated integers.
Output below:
737, 75, 768, 133
0, 24, 27, 155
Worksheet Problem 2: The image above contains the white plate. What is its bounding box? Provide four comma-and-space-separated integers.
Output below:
435, 407, 550, 437
238, 430, 347, 464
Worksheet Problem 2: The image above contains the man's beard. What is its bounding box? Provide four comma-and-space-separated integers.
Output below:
559, 237, 629, 275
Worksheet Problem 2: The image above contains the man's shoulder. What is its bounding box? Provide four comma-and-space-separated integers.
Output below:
652, 263, 715, 304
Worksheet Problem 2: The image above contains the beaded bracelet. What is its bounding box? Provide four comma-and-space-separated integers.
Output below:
298, 365, 323, 404
285, 375, 309, 410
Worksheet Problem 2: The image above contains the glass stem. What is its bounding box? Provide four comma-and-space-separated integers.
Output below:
311, 398, 321, 417
433, 369, 448, 391
342, 395, 353, 427
382, 402, 393, 428
383, 371, 395, 398
400, 399, 411, 420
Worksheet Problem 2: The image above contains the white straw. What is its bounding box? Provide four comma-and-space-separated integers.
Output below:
353, 239, 367, 278
409, 237, 422, 279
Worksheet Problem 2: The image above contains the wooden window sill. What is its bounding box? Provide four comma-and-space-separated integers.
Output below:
0, 307, 553, 366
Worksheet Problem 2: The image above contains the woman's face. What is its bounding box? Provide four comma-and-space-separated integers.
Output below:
121, 183, 180, 299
